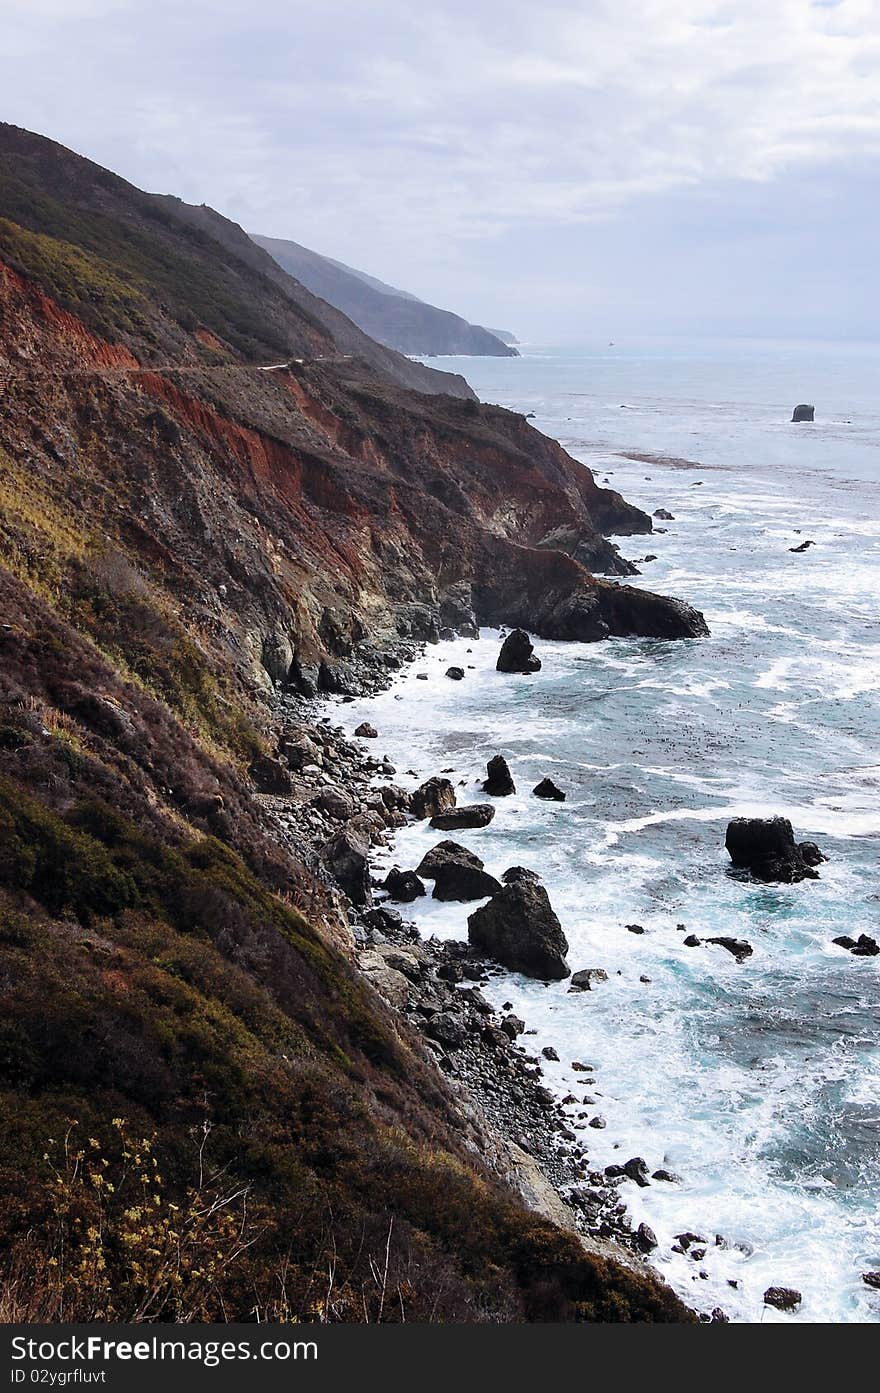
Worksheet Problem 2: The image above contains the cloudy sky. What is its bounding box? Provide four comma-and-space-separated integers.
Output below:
2, 0, 878, 340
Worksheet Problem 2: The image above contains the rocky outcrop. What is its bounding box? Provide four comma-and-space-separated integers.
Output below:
383, 867, 426, 902
432, 861, 503, 902
497, 629, 541, 673
725, 817, 826, 883
791, 405, 815, 423
416, 840, 483, 878
468, 881, 570, 980
411, 777, 456, 820
533, 778, 566, 801
430, 804, 496, 831
763, 1286, 802, 1311
482, 754, 515, 796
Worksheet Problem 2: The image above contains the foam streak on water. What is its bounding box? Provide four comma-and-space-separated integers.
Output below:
341, 340, 880, 1322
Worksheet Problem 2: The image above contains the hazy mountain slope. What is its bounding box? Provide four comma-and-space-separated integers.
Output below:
253, 232, 518, 357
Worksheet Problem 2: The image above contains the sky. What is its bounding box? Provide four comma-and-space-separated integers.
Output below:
2, 0, 879, 341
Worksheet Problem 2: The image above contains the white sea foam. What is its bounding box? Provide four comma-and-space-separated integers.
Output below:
341, 342, 880, 1323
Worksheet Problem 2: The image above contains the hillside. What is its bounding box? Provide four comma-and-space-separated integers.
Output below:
253, 232, 518, 358
0, 124, 704, 1322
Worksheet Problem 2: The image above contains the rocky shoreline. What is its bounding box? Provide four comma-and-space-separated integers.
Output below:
255, 634, 726, 1321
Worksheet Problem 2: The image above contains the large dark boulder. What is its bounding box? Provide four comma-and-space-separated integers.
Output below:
496, 629, 541, 673
482, 754, 515, 796
725, 817, 825, 883
324, 824, 371, 906
791, 405, 815, 423
383, 867, 426, 903
411, 776, 456, 820
468, 881, 570, 979
416, 841, 483, 878
432, 861, 503, 902
533, 777, 565, 801
430, 804, 496, 831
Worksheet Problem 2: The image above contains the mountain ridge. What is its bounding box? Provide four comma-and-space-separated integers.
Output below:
253, 231, 518, 358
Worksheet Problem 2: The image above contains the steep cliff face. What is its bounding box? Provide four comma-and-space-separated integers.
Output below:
0, 126, 701, 1324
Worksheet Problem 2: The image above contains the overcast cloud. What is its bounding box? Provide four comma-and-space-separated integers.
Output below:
2, 0, 878, 339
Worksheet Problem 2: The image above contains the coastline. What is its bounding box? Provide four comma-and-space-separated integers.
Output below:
259, 637, 718, 1321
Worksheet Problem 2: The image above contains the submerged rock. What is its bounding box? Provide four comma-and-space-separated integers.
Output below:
653, 508, 675, 521
496, 628, 541, 673
789, 540, 815, 553
482, 754, 516, 796
834, 933, 879, 957
468, 880, 570, 980
707, 936, 753, 962
568, 968, 609, 993
763, 1286, 802, 1311
791, 404, 815, 423
533, 777, 566, 801
411, 776, 456, 819
725, 816, 825, 883
430, 804, 495, 831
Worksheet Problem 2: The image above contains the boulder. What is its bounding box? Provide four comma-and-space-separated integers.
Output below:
426, 1012, 467, 1049
502, 865, 541, 885
707, 936, 753, 962
496, 628, 541, 674
416, 841, 483, 878
791, 404, 815, 423
500, 1013, 525, 1040
763, 1286, 802, 1311
835, 933, 880, 957
653, 508, 675, 521
446, 666, 465, 681
430, 804, 495, 831
725, 817, 825, 882
636, 1222, 658, 1252
862, 1272, 880, 1289
482, 754, 515, 796
468, 880, 570, 980
411, 776, 456, 820
432, 861, 502, 902
623, 1156, 651, 1187
249, 754, 292, 795
324, 824, 371, 906
314, 786, 355, 821
354, 721, 378, 738
382, 867, 426, 903
533, 777, 566, 801
568, 968, 608, 993
278, 729, 321, 771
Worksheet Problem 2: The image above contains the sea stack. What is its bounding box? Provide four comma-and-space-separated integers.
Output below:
791, 404, 815, 423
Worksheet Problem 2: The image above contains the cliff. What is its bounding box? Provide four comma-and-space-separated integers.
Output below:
0, 124, 701, 1323
252, 232, 518, 358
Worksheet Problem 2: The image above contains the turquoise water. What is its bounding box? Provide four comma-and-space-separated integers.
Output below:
344, 339, 880, 1321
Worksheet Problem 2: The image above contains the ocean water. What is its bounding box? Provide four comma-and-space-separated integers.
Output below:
342, 339, 880, 1322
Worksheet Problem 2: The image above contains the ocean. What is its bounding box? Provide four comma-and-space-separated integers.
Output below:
341, 338, 880, 1322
